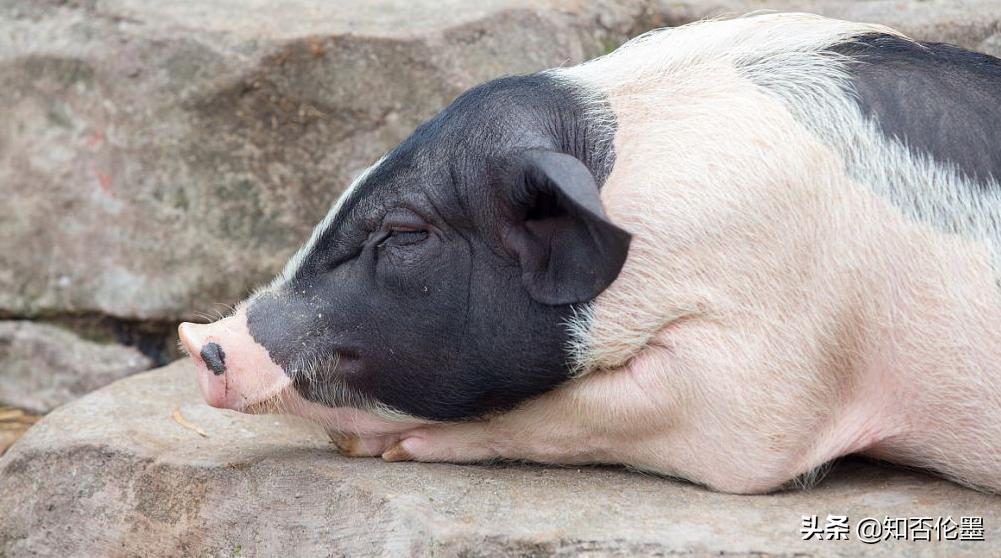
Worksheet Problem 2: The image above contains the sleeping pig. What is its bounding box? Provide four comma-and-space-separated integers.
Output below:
179, 13, 1001, 494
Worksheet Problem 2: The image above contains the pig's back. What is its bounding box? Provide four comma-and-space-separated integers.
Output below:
831, 34, 1001, 188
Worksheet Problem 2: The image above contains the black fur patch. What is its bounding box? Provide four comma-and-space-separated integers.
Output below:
831, 34, 1001, 185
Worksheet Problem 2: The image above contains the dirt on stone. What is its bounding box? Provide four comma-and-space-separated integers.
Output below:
0, 406, 41, 456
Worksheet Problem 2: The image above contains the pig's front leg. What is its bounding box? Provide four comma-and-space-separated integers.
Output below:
379, 416, 611, 466
326, 424, 482, 460
328, 423, 501, 462
376, 374, 640, 464
329, 424, 500, 462
328, 378, 620, 460
371, 349, 675, 467
380, 422, 500, 463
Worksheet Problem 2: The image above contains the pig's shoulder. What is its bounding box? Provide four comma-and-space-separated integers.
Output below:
830, 34, 1001, 186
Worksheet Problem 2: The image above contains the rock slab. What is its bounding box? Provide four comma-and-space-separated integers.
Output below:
1, 360, 999, 557
657, 0, 1001, 57
0, 320, 153, 414
0, 0, 649, 321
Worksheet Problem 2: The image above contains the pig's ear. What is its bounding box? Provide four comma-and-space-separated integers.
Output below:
500, 149, 631, 305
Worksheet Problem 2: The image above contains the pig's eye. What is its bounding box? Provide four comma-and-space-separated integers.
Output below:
382, 227, 429, 247
376, 207, 430, 249
379, 209, 430, 249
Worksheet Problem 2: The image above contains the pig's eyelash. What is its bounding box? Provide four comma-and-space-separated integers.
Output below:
377, 229, 429, 249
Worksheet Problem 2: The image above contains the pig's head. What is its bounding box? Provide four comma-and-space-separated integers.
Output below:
179, 74, 630, 425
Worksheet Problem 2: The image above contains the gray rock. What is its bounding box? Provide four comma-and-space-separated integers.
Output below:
980, 32, 1001, 58
0, 320, 153, 413
1, 359, 998, 557
0, 0, 650, 321
652, 0, 1001, 56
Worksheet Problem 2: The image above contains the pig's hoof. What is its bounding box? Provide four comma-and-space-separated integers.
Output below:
381, 440, 414, 462
330, 436, 363, 457
330, 435, 394, 458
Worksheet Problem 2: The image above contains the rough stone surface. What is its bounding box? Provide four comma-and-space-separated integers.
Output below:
651, 0, 1001, 57
4, 0, 1000, 322
0, 320, 153, 413
0, 0, 651, 321
1, 360, 998, 557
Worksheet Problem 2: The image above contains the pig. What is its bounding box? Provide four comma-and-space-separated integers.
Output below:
179, 12, 1001, 494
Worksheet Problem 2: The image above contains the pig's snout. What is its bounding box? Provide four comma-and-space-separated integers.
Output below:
199, 342, 226, 376
178, 322, 215, 371
178, 311, 290, 411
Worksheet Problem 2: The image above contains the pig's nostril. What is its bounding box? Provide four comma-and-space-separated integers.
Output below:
200, 342, 227, 376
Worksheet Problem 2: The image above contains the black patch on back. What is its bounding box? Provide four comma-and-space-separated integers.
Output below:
830, 34, 1001, 185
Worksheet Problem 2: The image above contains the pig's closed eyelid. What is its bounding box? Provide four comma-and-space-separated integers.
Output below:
379, 229, 430, 250
381, 207, 430, 232
385, 222, 426, 233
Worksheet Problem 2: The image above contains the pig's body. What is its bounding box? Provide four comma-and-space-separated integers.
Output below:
552, 15, 1001, 492
180, 14, 1001, 493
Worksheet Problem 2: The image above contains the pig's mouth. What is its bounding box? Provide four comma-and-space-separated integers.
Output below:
241, 394, 290, 415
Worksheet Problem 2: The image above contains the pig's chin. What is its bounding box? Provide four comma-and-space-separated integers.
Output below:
198, 372, 292, 413
240, 393, 292, 415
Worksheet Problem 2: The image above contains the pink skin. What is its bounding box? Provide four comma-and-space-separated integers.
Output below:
178, 309, 424, 457
178, 310, 291, 411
